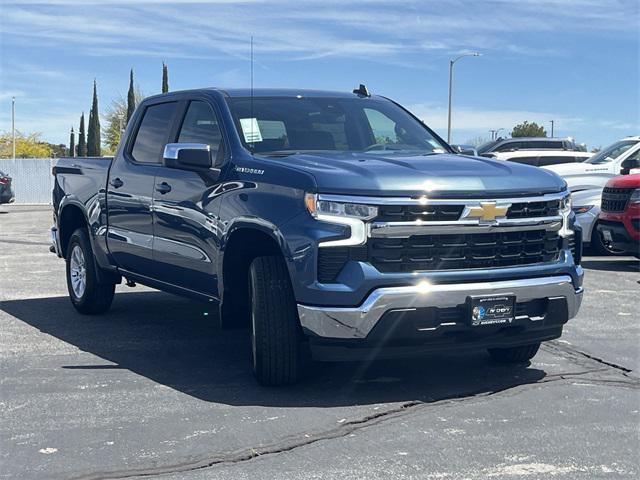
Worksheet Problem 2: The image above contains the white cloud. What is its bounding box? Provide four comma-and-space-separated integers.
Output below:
1, 0, 637, 63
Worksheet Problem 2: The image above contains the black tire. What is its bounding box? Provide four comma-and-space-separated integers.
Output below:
488, 343, 541, 364
66, 228, 115, 314
249, 255, 302, 386
590, 222, 625, 256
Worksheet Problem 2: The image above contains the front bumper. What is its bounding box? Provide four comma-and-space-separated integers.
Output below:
597, 220, 640, 255
298, 274, 583, 341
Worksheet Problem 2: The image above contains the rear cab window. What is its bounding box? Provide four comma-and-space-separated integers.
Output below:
130, 102, 178, 164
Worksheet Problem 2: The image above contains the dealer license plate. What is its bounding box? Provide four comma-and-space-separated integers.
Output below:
468, 295, 516, 326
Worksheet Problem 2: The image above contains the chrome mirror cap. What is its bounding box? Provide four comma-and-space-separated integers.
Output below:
163, 143, 210, 160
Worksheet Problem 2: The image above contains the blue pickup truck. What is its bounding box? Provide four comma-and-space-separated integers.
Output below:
51, 87, 584, 385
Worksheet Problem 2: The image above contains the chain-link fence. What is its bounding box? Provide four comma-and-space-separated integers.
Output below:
0, 158, 55, 204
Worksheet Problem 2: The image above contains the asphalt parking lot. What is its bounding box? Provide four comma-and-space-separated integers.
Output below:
1, 205, 639, 480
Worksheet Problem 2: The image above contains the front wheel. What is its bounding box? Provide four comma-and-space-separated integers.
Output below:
249, 255, 302, 386
590, 222, 625, 256
488, 343, 541, 364
66, 228, 115, 314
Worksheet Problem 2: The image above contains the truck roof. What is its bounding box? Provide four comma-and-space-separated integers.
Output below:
145, 87, 369, 101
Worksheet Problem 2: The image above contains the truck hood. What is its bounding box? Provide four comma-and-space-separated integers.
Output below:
265, 152, 566, 197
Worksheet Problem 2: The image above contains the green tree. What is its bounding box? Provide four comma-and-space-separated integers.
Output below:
103, 87, 144, 153
127, 69, 136, 124
0, 131, 52, 158
78, 113, 87, 156
87, 80, 101, 156
69, 127, 75, 157
511, 121, 547, 138
162, 62, 169, 93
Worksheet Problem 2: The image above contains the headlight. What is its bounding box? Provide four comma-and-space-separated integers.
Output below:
305, 193, 377, 247
559, 192, 573, 237
305, 193, 378, 220
630, 189, 640, 204
572, 205, 594, 215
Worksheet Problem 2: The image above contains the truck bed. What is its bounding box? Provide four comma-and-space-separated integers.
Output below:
53, 156, 113, 209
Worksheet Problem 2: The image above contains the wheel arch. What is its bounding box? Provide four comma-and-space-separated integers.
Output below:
58, 201, 89, 258
218, 222, 292, 329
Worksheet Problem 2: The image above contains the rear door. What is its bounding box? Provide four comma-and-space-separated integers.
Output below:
151, 99, 227, 296
106, 100, 178, 274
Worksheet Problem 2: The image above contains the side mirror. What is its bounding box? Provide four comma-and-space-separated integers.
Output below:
163, 143, 212, 170
452, 145, 477, 156
620, 157, 640, 175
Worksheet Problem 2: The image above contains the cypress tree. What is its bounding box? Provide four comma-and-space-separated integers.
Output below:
69, 127, 75, 157
78, 113, 87, 156
127, 69, 135, 124
162, 62, 169, 93
87, 80, 101, 156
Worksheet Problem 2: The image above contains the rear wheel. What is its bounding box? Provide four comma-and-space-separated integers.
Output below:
488, 343, 541, 364
66, 228, 115, 314
249, 255, 302, 386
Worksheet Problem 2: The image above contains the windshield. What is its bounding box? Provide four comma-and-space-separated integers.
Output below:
476, 140, 500, 154
226, 96, 448, 156
586, 140, 638, 165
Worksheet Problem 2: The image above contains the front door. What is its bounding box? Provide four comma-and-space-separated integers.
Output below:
106, 101, 178, 275
151, 100, 226, 296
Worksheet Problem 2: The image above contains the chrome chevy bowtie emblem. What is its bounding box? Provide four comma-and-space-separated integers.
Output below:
462, 201, 510, 222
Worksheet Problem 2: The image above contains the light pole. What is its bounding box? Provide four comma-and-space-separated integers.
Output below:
447, 52, 481, 144
550, 120, 555, 137
11, 96, 16, 160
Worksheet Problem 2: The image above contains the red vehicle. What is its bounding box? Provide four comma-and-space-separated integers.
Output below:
598, 173, 640, 257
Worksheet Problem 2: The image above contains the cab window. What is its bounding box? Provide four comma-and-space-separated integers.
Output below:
177, 101, 224, 164
131, 102, 178, 164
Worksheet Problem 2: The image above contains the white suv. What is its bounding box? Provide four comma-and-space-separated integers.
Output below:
543, 137, 640, 191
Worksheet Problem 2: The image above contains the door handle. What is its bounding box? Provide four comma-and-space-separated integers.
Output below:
155, 182, 172, 194
110, 177, 124, 189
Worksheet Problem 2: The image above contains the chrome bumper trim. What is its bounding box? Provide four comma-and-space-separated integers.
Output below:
298, 275, 582, 339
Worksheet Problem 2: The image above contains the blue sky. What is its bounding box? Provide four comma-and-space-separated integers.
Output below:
0, 0, 638, 150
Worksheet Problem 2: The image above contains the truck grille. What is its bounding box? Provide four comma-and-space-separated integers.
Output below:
507, 200, 561, 218
601, 187, 634, 213
374, 199, 560, 222
318, 230, 561, 282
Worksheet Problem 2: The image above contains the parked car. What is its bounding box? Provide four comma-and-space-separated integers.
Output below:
597, 167, 640, 258
571, 188, 623, 255
484, 150, 592, 167
50, 87, 583, 385
477, 137, 579, 155
543, 137, 640, 192
0, 170, 15, 204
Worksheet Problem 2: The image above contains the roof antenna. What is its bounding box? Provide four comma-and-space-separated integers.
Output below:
353, 83, 370, 97
250, 35, 255, 154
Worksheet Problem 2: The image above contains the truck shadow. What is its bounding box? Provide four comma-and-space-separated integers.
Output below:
2, 291, 546, 407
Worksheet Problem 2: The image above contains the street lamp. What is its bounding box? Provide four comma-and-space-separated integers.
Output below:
447, 52, 481, 144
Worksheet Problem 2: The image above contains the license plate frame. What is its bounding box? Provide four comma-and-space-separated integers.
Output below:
468, 295, 516, 327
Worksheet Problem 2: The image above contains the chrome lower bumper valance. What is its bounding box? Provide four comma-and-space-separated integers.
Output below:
298, 275, 583, 339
